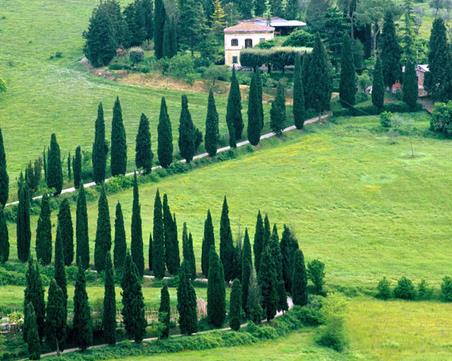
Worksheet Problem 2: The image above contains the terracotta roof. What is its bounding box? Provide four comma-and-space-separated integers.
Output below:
224, 22, 274, 34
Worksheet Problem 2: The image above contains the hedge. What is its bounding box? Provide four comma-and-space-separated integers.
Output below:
240, 47, 311, 70
332, 100, 423, 117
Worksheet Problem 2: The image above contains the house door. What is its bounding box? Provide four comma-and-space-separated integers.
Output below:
245, 39, 253, 48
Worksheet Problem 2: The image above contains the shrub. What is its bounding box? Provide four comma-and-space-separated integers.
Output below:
393, 276, 416, 300
256, 39, 276, 49
307, 259, 326, 295
203, 65, 229, 86
316, 317, 347, 352
430, 101, 452, 137
282, 29, 315, 48
416, 280, 433, 300
240, 48, 308, 69
0, 78, 6, 93
129, 47, 144, 65
376, 277, 392, 300
380, 111, 393, 128
440, 276, 452, 302
167, 54, 196, 82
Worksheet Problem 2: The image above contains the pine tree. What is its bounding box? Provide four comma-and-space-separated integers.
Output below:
293, 55, 306, 129
205, 89, 220, 157
372, 56, 385, 111
220, 196, 234, 282
163, 194, 180, 275
270, 82, 286, 135
178, 0, 207, 55
177, 261, 198, 335
253, 211, 264, 275
76, 186, 89, 269
182, 222, 196, 279
201, 210, 215, 277
339, 34, 357, 107
226, 66, 243, 146
135, 113, 153, 174
178, 95, 196, 163
258, 244, 278, 321
211, 0, 226, 40
111, 97, 127, 176
247, 268, 263, 323
72, 265, 93, 350
269, 226, 287, 312
247, 71, 262, 146
113, 202, 126, 271
229, 279, 242, 331
157, 97, 173, 168
381, 11, 402, 88
95, 188, 111, 272
54, 229, 67, 318
25, 303, 41, 360
0, 207, 9, 263
207, 249, 226, 327
24, 259, 45, 341
158, 285, 170, 339
45, 280, 66, 354
46, 134, 63, 195
35, 194, 51, 265
57, 200, 73, 266
152, 190, 165, 279
280, 225, 298, 292
154, 0, 166, 59
130, 174, 144, 277
241, 228, 252, 315
103, 252, 116, 344
92, 103, 108, 184
403, 59, 418, 110
123, 2, 146, 47
121, 254, 147, 342
291, 249, 308, 306
73, 146, 82, 189
239, 0, 253, 18
0, 129, 9, 207
17, 179, 31, 263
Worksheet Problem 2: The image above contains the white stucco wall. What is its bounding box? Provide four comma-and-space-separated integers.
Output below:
224, 32, 274, 66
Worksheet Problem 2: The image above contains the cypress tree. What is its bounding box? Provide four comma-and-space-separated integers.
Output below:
24, 259, 45, 341
73, 146, 82, 189
72, 265, 93, 351
163, 194, 180, 275
339, 34, 357, 107
293, 55, 306, 129
157, 97, 173, 168
241, 228, 252, 315
54, 228, 67, 318
182, 222, 196, 279
403, 59, 418, 111
102, 252, 116, 344
205, 89, 220, 157
270, 82, 286, 135
17, 179, 31, 262
158, 284, 170, 339
220, 196, 234, 282
135, 113, 153, 174
381, 11, 402, 88
45, 280, 66, 355
57, 200, 73, 266
131, 174, 144, 277
232, 240, 242, 282
141, 0, 154, 41
152, 190, 165, 279
253, 211, 264, 275
258, 244, 278, 321
111, 97, 127, 176
263, 216, 271, 249
269, 226, 287, 313
280, 225, 299, 292
162, 15, 177, 58
121, 254, 147, 343
302, 53, 312, 109
0, 207, 9, 263
46, 134, 63, 195
256, 69, 264, 130
154, 0, 166, 59
177, 261, 198, 335
207, 249, 226, 327
67, 153, 72, 181
178, 95, 196, 163
95, 188, 111, 272
247, 268, 263, 324
25, 303, 41, 360
0, 129, 9, 207
372, 56, 385, 111
201, 209, 215, 277
148, 232, 153, 271
76, 186, 89, 270
226, 66, 243, 146
247, 71, 262, 146
291, 249, 308, 306
92, 103, 108, 184
229, 279, 242, 331
113, 202, 126, 271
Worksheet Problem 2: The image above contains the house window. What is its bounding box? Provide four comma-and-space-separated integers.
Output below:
232, 56, 238, 64
231, 39, 239, 46
245, 39, 253, 48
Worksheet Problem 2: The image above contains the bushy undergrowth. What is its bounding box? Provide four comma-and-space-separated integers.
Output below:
332, 100, 423, 117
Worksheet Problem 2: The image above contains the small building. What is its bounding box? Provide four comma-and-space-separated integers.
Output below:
397, 64, 430, 97
244, 17, 306, 35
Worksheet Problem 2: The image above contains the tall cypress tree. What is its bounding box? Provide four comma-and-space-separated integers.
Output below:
73, 146, 82, 189
157, 97, 173, 168
253, 211, 264, 275
177, 261, 198, 335
163, 194, 180, 275
270, 82, 287, 135
131, 173, 144, 277
92, 103, 108, 184
263, 215, 271, 246
17, 179, 31, 263
256, 69, 264, 130
205, 89, 220, 157
201, 209, 215, 277
381, 11, 402, 88
24, 303, 40, 360
178, 95, 196, 163
258, 244, 278, 321
229, 279, 242, 331
67, 153, 72, 181
72, 265, 93, 350
76, 186, 89, 269
95, 188, 111, 272
241, 228, 252, 315
152, 190, 165, 279
45, 280, 66, 355
35, 194, 51, 265
57, 199, 73, 266
339, 34, 357, 107
103, 252, 116, 344
372, 56, 385, 111
226, 66, 243, 146
46, 134, 63, 195
135, 113, 153, 174
247, 268, 263, 324
247, 71, 262, 146
291, 248, 308, 306
220, 196, 234, 282
182, 222, 196, 279
207, 249, 226, 327
280, 225, 299, 292
403, 59, 418, 110
162, 15, 177, 58
54, 228, 67, 318
148, 232, 153, 272
24, 259, 45, 341
269, 226, 287, 313
0, 208, 9, 263
154, 0, 166, 59
113, 202, 126, 271
0, 129, 9, 207
293, 55, 306, 129
111, 97, 127, 176
158, 284, 170, 339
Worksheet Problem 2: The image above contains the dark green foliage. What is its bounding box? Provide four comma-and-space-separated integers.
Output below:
226, 67, 243, 146
162, 15, 177, 58
17, 179, 31, 262
148, 232, 153, 271
402, 59, 418, 110
291, 249, 308, 306
95, 188, 111, 272
372, 57, 385, 111
135, 113, 153, 173
24, 259, 45, 341
111, 97, 127, 176
121, 254, 147, 342
92, 103, 108, 184
123, 1, 146, 47
57, 200, 73, 266
207, 249, 226, 327
76, 186, 89, 270
177, 261, 198, 335
103, 252, 117, 344
45, 280, 66, 354
258, 244, 278, 321
269, 226, 287, 312
25, 303, 41, 360
316, 317, 347, 352
154, 0, 166, 59
247, 268, 263, 323
376, 278, 391, 299
440, 276, 452, 302
293, 55, 305, 129
73, 146, 82, 188
220, 196, 234, 282
0, 129, 9, 206
253, 211, 264, 275
182, 222, 196, 279
393, 276, 416, 300
205, 90, 220, 157
280, 225, 299, 292
54, 228, 67, 319
67, 153, 71, 180
131, 174, 144, 277
163, 194, 180, 275
46, 134, 63, 195
380, 11, 402, 87
158, 285, 170, 339
241, 229, 252, 315
263, 215, 271, 247
178, 95, 196, 163
270, 82, 287, 135
247, 71, 262, 146
157, 97, 173, 168
113, 202, 126, 271
178, 0, 207, 55
416, 280, 433, 300
339, 34, 357, 107
229, 279, 242, 331
430, 101, 452, 136
141, 0, 153, 41
72, 265, 93, 350
232, 241, 242, 282
0, 208, 9, 263
307, 259, 326, 295
201, 210, 215, 277
152, 190, 165, 279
